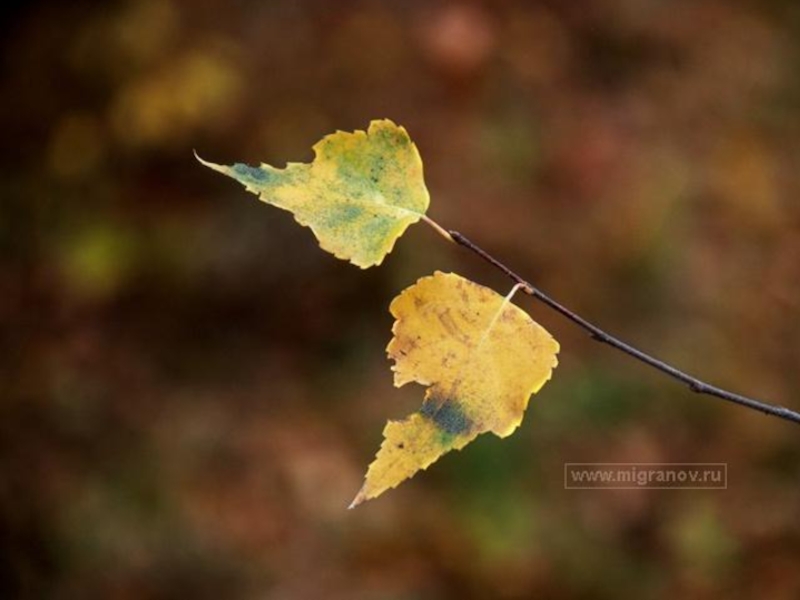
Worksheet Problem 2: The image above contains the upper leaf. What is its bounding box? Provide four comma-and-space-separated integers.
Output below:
351, 271, 559, 507
197, 119, 430, 268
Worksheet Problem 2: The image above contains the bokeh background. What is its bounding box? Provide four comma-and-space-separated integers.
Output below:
3, 1, 800, 598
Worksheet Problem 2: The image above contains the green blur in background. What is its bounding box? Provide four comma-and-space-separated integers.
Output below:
2, 1, 799, 598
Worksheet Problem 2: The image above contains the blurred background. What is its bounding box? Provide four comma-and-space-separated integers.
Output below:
3, 0, 800, 598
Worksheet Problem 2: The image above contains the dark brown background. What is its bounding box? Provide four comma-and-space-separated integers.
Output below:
3, 1, 799, 598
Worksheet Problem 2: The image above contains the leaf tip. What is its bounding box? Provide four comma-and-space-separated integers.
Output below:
193, 148, 208, 165
348, 487, 368, 510
193, 150, 227, 174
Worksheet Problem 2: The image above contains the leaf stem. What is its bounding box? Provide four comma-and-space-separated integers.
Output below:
447, 230, 800, 426
505, 282, 526, 303
422, 215, 454, 243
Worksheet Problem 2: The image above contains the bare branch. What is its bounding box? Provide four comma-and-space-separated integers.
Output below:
447, 230, 800, 426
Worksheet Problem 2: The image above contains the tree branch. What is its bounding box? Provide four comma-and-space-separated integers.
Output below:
446, 229, 800, 426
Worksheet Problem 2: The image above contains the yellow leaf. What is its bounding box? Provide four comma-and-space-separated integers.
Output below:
196, 119, 430, 268
351, 271, 559, 507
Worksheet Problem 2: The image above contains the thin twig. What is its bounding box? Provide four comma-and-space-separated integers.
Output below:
447, 230, 800, 426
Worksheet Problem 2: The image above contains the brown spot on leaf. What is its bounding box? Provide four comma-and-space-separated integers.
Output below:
437, 307, 469, 344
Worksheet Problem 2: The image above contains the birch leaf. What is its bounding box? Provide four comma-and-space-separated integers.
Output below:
196, 119, 429, 268
350, 271, 559, 507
